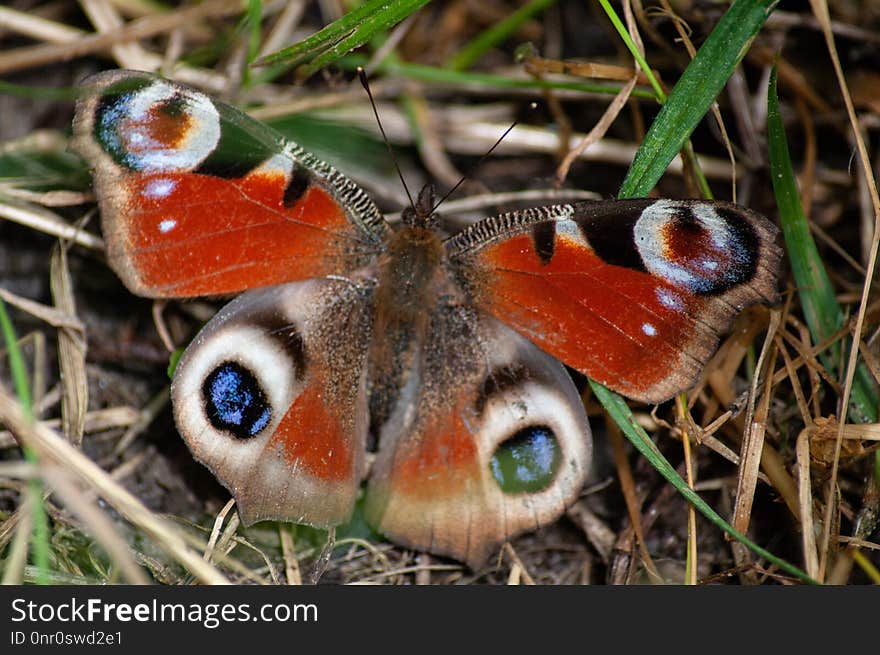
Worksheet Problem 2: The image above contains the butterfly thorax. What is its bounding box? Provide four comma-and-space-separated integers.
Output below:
376, 225, 444, 316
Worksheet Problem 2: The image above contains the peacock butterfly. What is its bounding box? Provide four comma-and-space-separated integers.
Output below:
71, 70, 782, 567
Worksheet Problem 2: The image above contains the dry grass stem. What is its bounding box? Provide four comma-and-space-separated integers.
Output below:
113, 388, 170, 454
41, 464, 150, 584
50, 246, 87, 445
0, 406, 139, 449
555, 72, 638, 184
0, 493, 33, 585
733, 310, 783, 534
502, 544, 535, 585
0, 186, 92, 207
607, 419, 662, 583
0, 0, 242, 83
0, 383, 230, 584
809, 0, 880, 583
0, 287, 85, 331
0, 201, 104, 251
279, 524, 302, 585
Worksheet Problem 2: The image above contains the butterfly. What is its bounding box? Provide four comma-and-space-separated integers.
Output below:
71, 70, 782, 568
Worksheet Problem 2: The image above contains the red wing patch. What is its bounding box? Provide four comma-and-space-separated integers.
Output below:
475, 233, 704, 402
381, 411, 482, 499
268, 374, 357, 483
365, 386, 493, 566
450, 200, 782, 403
106, 170, 366, 297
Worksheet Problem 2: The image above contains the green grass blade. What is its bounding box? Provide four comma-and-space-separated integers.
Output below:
0, 150, 91, 194
301, 2, 429, 77
446, 0, 558, 71
267, 112, 398, 186
339, 55, 656, 98
240, 0, 263, 85
597, 0, 713, 199
591, 380, 816, 584
256, 0, 391, 65
587, 0, 814, 580
0, 298, 51, 585
0, 300, 31, 414
767, 70, 840, 345
596, 0, 665, 101
619, 0, 777, 198
26, 478, 51, 586
255, 0, 430, 72
766, 66, 877, 423
0, 80, 79, 101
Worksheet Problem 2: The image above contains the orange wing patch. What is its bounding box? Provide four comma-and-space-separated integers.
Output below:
109, 171, 363, 297
269, 377, 357, 483
477, 233, 700, 401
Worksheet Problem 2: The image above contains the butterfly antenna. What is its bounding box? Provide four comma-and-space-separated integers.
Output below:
357, 67, 416, 211
431, 102, 536, 213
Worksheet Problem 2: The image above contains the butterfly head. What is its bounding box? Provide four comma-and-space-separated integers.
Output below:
401, 184, 439, 230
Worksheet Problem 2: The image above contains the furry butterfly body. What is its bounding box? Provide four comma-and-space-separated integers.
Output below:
72, 70, 782, 567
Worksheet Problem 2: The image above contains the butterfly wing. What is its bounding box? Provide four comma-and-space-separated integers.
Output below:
447, 199, 782, 403
171, 277, 373, 526
364, 305, 591, 568
72, 70, 387, 298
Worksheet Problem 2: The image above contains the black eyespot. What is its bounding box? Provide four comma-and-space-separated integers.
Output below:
202, 362, 271, 439
489, 426, 561, 494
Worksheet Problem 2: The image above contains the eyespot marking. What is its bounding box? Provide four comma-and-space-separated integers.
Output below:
255, 317, 307, 381
642, 322, 657, 336
158, 219, 177, 233
489, 426, 562, 494
95, 80, 220, 173
202, 361, 272, 439
634, 201, 760, 295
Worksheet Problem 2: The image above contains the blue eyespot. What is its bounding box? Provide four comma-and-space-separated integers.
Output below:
490, 426, 561, 494
202, 362, 271, 439
95, 93, 135, 167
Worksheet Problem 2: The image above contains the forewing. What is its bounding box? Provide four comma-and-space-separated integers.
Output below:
72, 70, 387, 298
447, 199, 782, 403
171, 278, 373, 527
